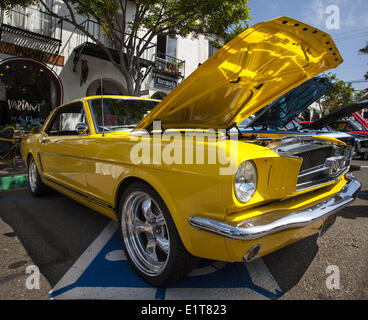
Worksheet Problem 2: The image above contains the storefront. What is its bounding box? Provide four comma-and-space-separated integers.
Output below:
0, 58, 62, 128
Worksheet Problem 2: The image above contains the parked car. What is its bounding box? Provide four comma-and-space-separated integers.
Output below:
238, 77, 358, 150
238, 77, 368, 160
21, 17, 361, 286
302, 101, 368, 159
16, 116, 42, 130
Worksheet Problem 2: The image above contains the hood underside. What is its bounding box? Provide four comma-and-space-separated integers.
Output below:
303, 100, 368, 130
243, 77, 333, 128
136, 16, 342, 131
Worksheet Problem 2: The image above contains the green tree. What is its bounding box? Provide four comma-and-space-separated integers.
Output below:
355, 88, 368, 102
210, 23, 249, 49
0, 0, 37, 9
317, 73, 357, 115
5, 0, 250, 96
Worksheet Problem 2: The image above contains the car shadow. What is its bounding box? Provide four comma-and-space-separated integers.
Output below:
262, 234, 319, 297
337, 205, 368, 219
1, 185, 367, 299
1, 186, 320, 298
0, 188, 110, 287
263, 202, 368, 297
358, 191, 368, 201
350, 164, 361, 172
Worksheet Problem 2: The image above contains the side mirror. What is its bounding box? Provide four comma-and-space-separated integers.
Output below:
75, 123, 88, 135
31, 126, 41, 134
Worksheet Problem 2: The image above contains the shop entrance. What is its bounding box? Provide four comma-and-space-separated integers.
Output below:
0, 58, 62, 128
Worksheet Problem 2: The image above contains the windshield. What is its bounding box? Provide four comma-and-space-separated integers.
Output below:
89, 98, 160, 133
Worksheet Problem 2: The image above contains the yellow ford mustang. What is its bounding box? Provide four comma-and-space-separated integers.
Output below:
21, 17, 361, 286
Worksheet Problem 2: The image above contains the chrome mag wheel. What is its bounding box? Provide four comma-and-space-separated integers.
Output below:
121, 191, 170, 276
28, 158, 38, 193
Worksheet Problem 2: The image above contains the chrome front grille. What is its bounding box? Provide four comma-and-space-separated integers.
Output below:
296, 146, 351, 191
269, 136, 352, 192
297, 146, 334, 172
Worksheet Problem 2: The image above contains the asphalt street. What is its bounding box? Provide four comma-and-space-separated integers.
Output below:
0, 160, 367, 300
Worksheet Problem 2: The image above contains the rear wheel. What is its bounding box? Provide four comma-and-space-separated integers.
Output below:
28, 156, 48, 196
118, 182, 198, 286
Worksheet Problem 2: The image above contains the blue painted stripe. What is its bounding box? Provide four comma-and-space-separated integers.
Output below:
154, 287, 167, 300
49, 283, 77, 299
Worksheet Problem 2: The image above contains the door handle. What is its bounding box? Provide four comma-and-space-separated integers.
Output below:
41, 138, 50, 144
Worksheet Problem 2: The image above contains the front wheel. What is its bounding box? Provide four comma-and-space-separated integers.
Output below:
118, 182, 198, 286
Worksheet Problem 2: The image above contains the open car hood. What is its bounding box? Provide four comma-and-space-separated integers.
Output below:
242, 77, 333, 129
302, 100, 368, 130
136, 16, 342, 131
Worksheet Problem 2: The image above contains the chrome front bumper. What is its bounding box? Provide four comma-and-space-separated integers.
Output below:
189, 174, 361, 241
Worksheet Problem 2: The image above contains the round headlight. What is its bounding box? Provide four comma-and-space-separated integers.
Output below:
234, 160, 257, 203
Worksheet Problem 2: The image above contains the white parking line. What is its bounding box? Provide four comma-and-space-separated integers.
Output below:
49, 221, 282, 300
50, 221, 118, 295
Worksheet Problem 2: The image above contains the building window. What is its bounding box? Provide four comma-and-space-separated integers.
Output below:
154, 34, 184, 80
167, 37, 177, 58
157, 35, 177, 58
3, 1, 54, 37
208, 41, 219, 58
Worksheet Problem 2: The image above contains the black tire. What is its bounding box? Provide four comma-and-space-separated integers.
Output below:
118, 182, 198, 286
28, 155, 48, 196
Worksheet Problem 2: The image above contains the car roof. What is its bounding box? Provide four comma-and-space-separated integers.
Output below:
52, 95, 161, 111
83, 95, 160, 102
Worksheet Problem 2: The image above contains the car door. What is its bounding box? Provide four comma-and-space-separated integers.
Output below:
39, 101, 89, 195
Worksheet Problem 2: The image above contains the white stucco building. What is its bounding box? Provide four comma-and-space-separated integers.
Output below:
0, 1, 219, 127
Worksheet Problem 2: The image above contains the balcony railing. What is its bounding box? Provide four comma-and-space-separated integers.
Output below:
153, 52, 185, 78
0, 6, 62, 43
76, 19, 156, 64
0, 6, 62, 59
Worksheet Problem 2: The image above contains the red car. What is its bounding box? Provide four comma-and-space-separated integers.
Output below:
300, 113, 368, 136
302, 101, 368, 159
330, 112, 368, 137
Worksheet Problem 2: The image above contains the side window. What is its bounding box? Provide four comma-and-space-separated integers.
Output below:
89, 98, 158, 133
46, 102, 87, 136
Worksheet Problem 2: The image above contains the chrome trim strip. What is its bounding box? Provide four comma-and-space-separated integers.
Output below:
189, 176, 361, 241
298, 165, 329, 178
42, 175, 115, 210
296, 167, 349, 191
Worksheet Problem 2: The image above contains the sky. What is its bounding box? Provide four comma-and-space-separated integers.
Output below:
247, 0, 368, 92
